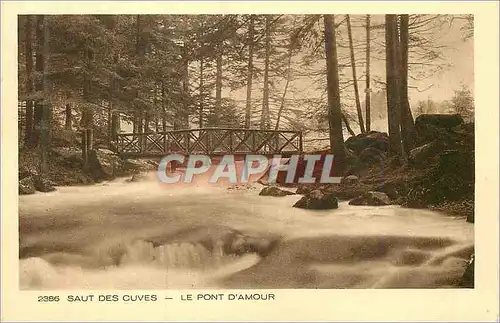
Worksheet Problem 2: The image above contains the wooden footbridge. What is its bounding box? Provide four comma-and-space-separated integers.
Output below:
114, 128, 303, 158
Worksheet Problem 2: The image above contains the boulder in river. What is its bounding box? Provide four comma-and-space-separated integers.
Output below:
349, 191, 391, 206
19, 177, 36, 195
293, 189, 338, 210
259, 186, 295, 197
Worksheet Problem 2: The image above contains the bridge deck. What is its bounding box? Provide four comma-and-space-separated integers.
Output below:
115, 128, 303, 158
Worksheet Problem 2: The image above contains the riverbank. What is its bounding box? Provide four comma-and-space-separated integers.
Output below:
317, 155, 474, 220
18, 147, 159, 194
290, 115, 474, 222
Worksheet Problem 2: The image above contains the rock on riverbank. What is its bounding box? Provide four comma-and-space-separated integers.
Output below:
292, 114, 474, 220
19, 147, 160, 194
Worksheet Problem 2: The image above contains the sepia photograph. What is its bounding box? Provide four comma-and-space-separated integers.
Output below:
16, 12, 477, 292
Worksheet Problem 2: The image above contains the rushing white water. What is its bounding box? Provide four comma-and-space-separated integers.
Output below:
19, 172, 474, 290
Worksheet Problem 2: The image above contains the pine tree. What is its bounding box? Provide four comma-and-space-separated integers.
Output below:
324, 15, 346, 174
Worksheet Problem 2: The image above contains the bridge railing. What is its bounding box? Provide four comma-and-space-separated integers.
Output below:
115, 128, 303, 157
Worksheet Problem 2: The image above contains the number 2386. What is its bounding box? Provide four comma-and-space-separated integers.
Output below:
38, 296, 59, 302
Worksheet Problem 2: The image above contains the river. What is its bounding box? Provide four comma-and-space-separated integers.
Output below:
19, 172, 474, 290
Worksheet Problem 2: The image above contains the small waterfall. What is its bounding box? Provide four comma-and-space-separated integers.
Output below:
115, 239, 244, 271
19, 239, 261, 290
155, 242, 211, 269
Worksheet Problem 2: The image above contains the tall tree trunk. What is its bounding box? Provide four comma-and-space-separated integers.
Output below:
144, 110, 150, 133
81, 44, 94, 128
260, 15, 271, 130
135, 15, 143, 136
179, 45, 190, 130
133, 112, 138, 133
398, 14, 415, 153
275, 43, 293, 130
81, 18, 95, 129
161, 81, 167, 131
214, 46, 223, 126
365, 14, 371, 132
346, 15, 365, 133
275, 16, 297, 131
245, 15, 255, 129
33, 103, 42, 146
199, 56, 204, 128
137, 110, 144, 134
324, 14, 346, 174
107, 16, 119, 143
136, 15, 146, 57
111, 111, 120, 142
154, 86, 160, 132
24, 15, 35, 148
25, 102, 35, 146
109, 96, 119, 143
35, 15, 50, 174
385, 14, 404, 157
155, 115, 160, 132
65, 103, 72, 130
32, 15, 46, 147
135, 15, 148, 140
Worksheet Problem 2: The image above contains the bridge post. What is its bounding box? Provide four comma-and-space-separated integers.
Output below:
206, 129, 212, 155
251, 130, 256, 152
140, 133, 145, 153
228, 131, 233, 153
163, 133, 168, 155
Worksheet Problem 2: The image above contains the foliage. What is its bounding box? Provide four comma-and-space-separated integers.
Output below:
18, 14, 471, 147
451, 85, 474, 119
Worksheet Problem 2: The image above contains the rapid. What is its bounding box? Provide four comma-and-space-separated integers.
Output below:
19, 172, 474, 290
